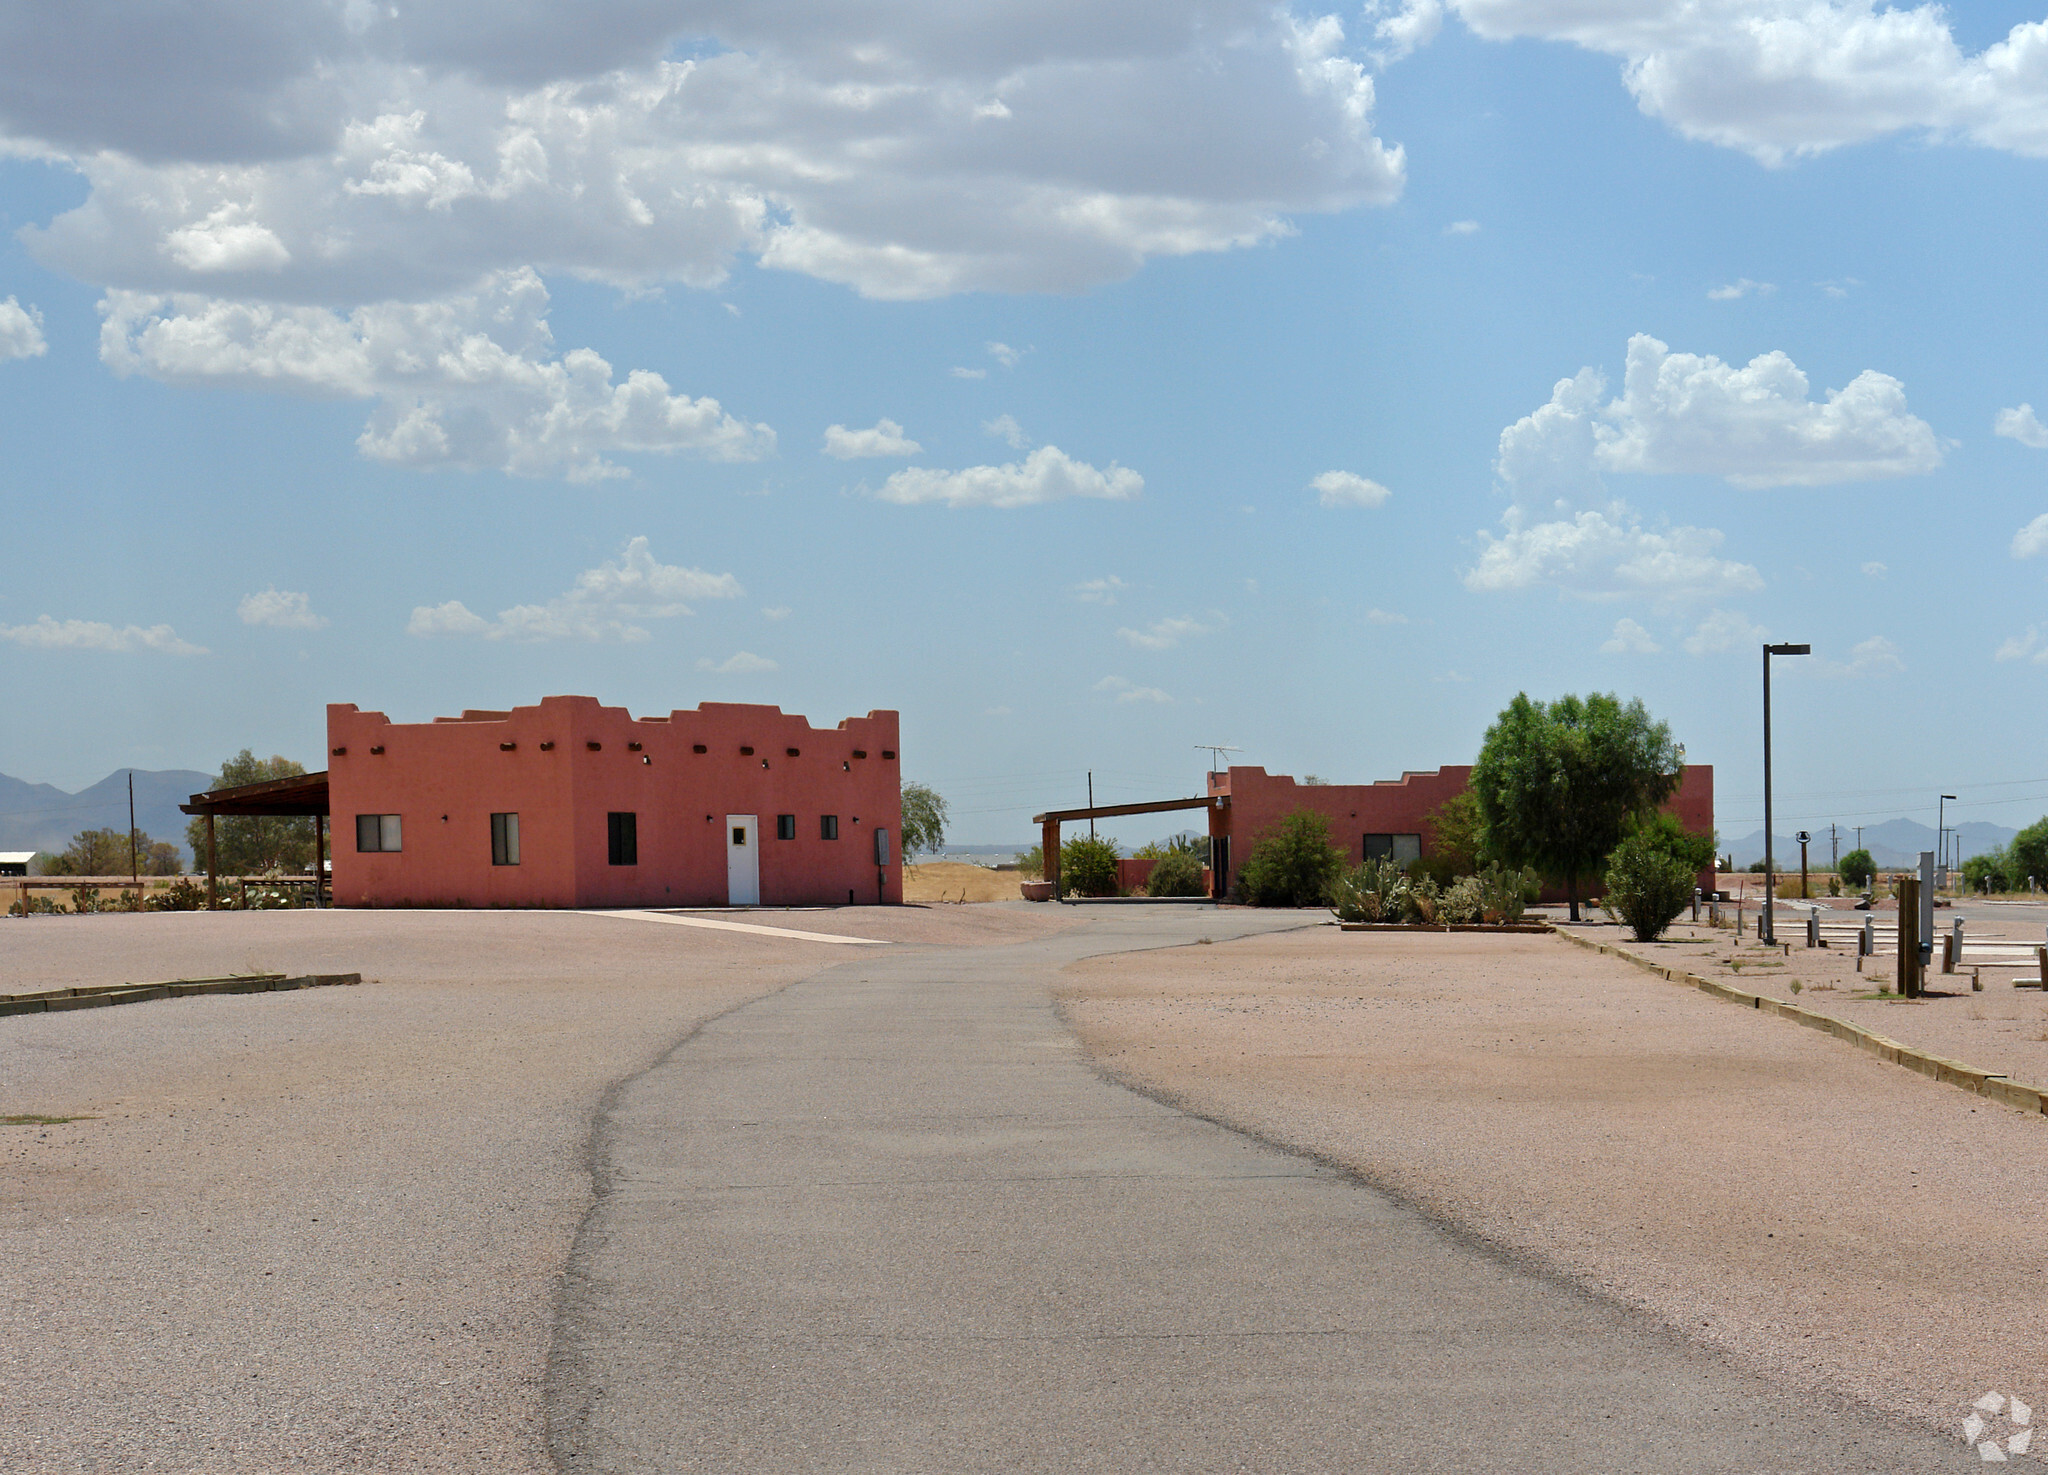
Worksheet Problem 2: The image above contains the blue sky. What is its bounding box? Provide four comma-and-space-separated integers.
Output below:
4, 2, 2048, 849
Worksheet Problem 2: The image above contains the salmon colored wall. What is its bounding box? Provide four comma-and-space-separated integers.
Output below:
327, 696, 903, 908
1207, 763, 1716, 899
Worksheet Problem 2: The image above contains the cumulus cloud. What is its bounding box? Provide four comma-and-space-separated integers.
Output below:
1117, 614, 1222, 650
822, 418, 921, 459
1862, 561, 1888, 578
1095, 675, 1173, 704
1443, 219, 1479, 235
1682, 608, 1767, 656
0, 616, 205, 655
1449, 1, 2048, 165
0, 297, 47, 360
15, 4, 1406, 307
101, 270, 773, 481
1311, 470, 1392, 508
1465, 507, 1762, 599
878, 445, 1141, 508
1997, 627, 2048, 664
1075, 576, 1128, 605
1707, 278, 1773, 300
1826, 635, 1904, 677
1600, 617, 1661, 654
2013, 514, 2048, 559
1371, 0, 1444, 63
984, 414, 1031, 449
408, 536, 740, 641
1996, 404, 2048, 449
986, 342, 1021, 368
696, 650, 778, 674
237, 587, 327, 629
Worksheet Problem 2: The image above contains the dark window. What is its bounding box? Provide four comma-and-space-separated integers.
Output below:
491, 812, 520, 866
820, 814, 839, 840
356, 814, 401, 852
1363, 833, 1422, 863
776, 814, 796, 840
608, 812, 638, 866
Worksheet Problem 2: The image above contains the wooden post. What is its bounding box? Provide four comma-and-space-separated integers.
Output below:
315, 814, 326, 908
1896, 874, 1920, 997
1942, 930, 1955, 974
2038, 945, 2047, 991
205, 812, 218, 911
1042, 819, 1061, 899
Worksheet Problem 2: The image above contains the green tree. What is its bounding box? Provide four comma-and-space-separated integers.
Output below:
43, 827, 185, 877
2009, 818, 2048, 893
185, 751, 315, 876
1962, 846, 2013, 894
1236, 809, 1346, 907
1470, 692, 1681, 921
1838, 848, 1876, 889
1617, 811, 1716, 875
899, 782, 948, 859
1425, 789, 1485, 876
1059, 834, 1121, 897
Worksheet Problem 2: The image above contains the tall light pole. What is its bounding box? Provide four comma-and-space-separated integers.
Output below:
1762, 642, 1811, 945
1939, 794, 1956, 883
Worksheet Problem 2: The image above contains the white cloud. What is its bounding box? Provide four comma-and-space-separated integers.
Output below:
1707, 278, 1773, 300
822, 418, 921, 459
1501, 334, 1941, 492
1600, 617, 1661, 654
1365, 607, 1408, 624
0, 616, 205, 656
1311, 469, 1392, 508
878, 445, 1141, 509
1443, 219, 1479, 236
1075, 576, 1127, 605
1996, 404, 2048, 449
1862, 561, 1887, 578
100, 270, 774, 481
1095, 675, 1173, 704
1449, 2, 2048, 166
1682, 608, 1767, 656
1997, 627, 2048, 665
984, 414, 1031, 449
0, 297, 47, 361
1431, 669, 1470, 683
2014, 515, 2048, 559
409, 536, 740, 642
1830, 635, 1904, 677
1465, 506, 1762, 599
237, 588, 328, 629
1372, 0, 1444, 63
950, 366, 988, 380
12, 9, 1407, 311
986, 341, 1020, 368
761, 605, 793, 620
696, 650, 778, 674
1117, 614, 1221, 650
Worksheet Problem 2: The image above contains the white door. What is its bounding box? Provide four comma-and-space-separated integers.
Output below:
726, 815, 760, 906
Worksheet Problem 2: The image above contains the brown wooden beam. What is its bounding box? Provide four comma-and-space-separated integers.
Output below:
1031, 796, 1217, 825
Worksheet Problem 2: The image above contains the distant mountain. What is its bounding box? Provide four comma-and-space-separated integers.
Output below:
1726, 818, 2017, 871
0, 769, 214, 858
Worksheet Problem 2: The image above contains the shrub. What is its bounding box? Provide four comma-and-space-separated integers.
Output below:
1014, 844, 1044, 880
1237, 810, 1346, 907
1604, 832, 1696, 942
1475, 862, 1539, 923
1146, 850, 1207, 897
69, 883, 103, 914
147, 878, 207, 912
1838, 849, 1875, 889
1332, 858, 1407, 922
1438, 875, 1485, 925
1963, 846, 2014, 895
1059, 835, 1122, 897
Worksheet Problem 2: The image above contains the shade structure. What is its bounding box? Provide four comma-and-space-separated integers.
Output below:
179, 771, 330, 909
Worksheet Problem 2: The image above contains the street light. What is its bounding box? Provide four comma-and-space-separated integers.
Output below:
1762, 641, 1810, 945
1939, 794, 1957, 882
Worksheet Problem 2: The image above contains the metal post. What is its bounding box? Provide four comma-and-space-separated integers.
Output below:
1798, 832, 1809, 900
1918, 850, 1934, 979
1861, 913, 1873, 957
1760, 642, 1810, 945
315, 814, 326, 908
1087, 773, 1095, 840
1938, 795, 1955, 888
205, 812, 218, 911
127, 771, 138, 889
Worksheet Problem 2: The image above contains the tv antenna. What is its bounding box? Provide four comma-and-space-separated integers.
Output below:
1195, 743, 1242, 774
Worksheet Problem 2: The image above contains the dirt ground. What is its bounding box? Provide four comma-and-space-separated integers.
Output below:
903, 860, 1034, 904
1056, 926, 2048, 1440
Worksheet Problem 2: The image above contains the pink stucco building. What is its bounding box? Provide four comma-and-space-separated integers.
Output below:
327, 697, 903, 908
1205, 763, 1716, 899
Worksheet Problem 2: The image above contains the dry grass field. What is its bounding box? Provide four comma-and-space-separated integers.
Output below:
902, 860, 1031, 904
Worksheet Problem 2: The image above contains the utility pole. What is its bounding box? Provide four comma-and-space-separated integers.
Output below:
1087, 772, 1095, 840
1855, 825, 1863, 853
1830, 823, 1838, 870
127, 772, 138, 887
1761, 641, 1811, 944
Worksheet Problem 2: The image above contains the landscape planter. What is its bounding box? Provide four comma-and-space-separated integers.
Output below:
1335, 921, 1554, 933
1019, 881, 1054, 902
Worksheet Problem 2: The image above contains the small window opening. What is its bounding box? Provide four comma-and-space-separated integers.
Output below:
608, 812, 638, 866
820, 815, 839, 841
776, 814, 796, 840
491, 813, 520, 866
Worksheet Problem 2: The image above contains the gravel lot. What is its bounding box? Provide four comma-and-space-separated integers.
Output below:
1056, 925, 2048, 1441
0, 906, 1066, 1473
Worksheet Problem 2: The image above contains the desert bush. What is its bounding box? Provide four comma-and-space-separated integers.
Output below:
1475, 861, 1539, 923
147, 878, 207, 912
1332, 858, 1407, 922
1838, 848, 1875, 889
1402, 873, 1441, 924
1603, 832, 1695, 942
1237, 810, 1346, 907
1146, 849, 1207, 897
69, 883, 103, 914
7, 892, 64, 916
1438, 875, 1484, 924
1059, 835, 1122, 897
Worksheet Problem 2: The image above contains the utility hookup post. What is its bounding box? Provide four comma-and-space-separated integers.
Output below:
1896, 872, 1921, 997
1918, 849, 1935, 985
1797, 830, 1811, 900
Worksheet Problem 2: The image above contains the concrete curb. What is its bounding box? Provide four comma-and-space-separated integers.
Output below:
1555, 931, 2048, 1117
0, 972, 360, 1018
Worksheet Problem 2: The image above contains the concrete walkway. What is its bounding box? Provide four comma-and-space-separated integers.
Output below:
546, 909, 1957, 1472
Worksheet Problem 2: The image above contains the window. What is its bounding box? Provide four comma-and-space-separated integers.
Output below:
356, 814, 401, 852
608, 812, 638, 866
776, 814, 796, 840
820, 814, 839, 840
491, 813, 520, 866
1363, 833, 1422, 863
731, 825, 747, 847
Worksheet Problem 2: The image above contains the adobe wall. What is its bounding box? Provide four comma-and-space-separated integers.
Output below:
1208, 763, 1716, 899
327, 696, 902, 908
